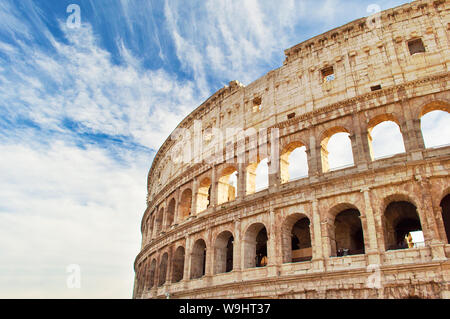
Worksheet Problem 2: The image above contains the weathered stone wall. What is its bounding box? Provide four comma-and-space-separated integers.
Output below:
134, 0, 450, 299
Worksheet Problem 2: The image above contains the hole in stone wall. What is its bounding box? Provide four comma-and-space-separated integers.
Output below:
321, 66, 335, 83
408, 38, 425, 55
371, 84, 382, 91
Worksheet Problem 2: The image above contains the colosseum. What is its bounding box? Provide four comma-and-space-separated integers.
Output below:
133, 0, 450, 299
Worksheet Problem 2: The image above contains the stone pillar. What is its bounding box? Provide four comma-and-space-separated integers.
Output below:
162, 197, 168, 231
237, 163, 246, 200
166, 247, 174, 285
205, 228, 214, 277
233, 218, 242, 273
183, 236, 192, 283
401, 118, 425, 161
210, 165, 218, 208
417, 177, 447, 261
311, 199, 325, 271
191, 178, 198, 217
361, 130, 374, 163
306, 134, 321, 179
268, 128, 280, 189
350, 132, 368, 170
361, 187, 381, 265
173, 188, 180, 226
267, 210, 279, 276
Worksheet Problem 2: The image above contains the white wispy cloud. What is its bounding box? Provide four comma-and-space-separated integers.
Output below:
0, 141, 147, 298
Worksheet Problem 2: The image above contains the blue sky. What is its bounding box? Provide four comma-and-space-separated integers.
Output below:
3, 0, 448, 298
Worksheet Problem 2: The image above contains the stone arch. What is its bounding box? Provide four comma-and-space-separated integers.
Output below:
280, 141, 309, 183
179, 188, 192, 221
214, 230, 234, 274
327, 203, 365, 257
158, 252, 168, 287
171, 246, 185, 283
166, 198, 176, 227
148, 258, 157, 289
218, 166, 238, 205
419, 100, 450, 149
197, 177, 211, 213
190, 239, 207, 279
382, 195, 423, 251
320, 126, 354, 172
243, 223, 268, 268
367, 113, 406, 160
281, 213, 312, 263
418, 100, 450, 118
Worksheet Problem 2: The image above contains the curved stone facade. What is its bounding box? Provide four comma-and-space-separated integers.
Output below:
134, 0, 450, 299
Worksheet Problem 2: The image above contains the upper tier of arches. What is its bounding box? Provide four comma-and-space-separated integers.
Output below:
143, 99, 450, 240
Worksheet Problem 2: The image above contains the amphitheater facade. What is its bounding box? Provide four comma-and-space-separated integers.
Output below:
133, 0, 450, 299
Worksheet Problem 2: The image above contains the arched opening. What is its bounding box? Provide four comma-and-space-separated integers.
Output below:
440, 194, 450, 244
281, 214, 312, 263
218, 167, 238, 205
420, 109, 450, 149
190, 239, 207, 279
331, 208, 365, 256
196, 178, 211, 213
321, 128, 354, 172
246, 158, 269, 194
368, 118, 405, 160
158, 253, 168, 287
154, 208, 164, 234
179, 189, 192, 221
280, 142, 309, 183
172, 246, 185, 283
384, 200, 423, 251
243, 223, 268, 268
214, 231, 234, 274
148, 259, 156, 289
166, 198, 175, 227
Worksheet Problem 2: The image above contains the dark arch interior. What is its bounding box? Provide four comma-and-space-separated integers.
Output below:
440, 194, 450, 244
333, 208, 365, 256
291, 218, 312, 262
256, 228, 268, 267
226, 236, 234, 272
172, 247, 185, 283
384, 201, 422, 250
191, 240, 207, 279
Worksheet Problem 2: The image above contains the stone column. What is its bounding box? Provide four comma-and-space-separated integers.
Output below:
173, 188, 180, 226
401, 118, 425, 161
166, 247, 174, 285
268, 128, 280, 189
350, 132, 369, 171
210, 165, 218, 208
267, 210, 279, 276
311, 199, 325, 271
233, 219, 242, 275
205, 227, 214, 277
361, 187, 381, 265
237, 163, 246, 200
191, 178, 198, 217
417, 176, 446, 261
183, 235, 192, 283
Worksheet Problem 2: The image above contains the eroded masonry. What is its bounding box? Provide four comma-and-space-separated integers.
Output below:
134, 0, 450, 299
